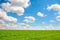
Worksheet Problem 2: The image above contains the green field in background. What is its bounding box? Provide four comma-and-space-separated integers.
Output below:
0, 30, 60, 40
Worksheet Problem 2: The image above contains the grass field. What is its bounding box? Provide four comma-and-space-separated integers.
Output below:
0, 30, 60, 40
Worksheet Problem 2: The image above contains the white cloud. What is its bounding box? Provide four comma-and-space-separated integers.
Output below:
0, 21, 60, 30
56, 16, 60, 21
0, 0, 60, 30
47, 4, 60, 14
0, 23, 33, 30
0, 9, 7, 19
5, 16, 17, 22
0, 8, 35, 30
1, 0, 30, 16
37, 12, 46, 17
0, 0, 32, 30
1, 2, 24, 16
0, 9, 17, 22
44, 25, 55, 30
0, 20, 5, 24
24, 16, 36, 23
8, 0, 30, 8
47, 4, 60, 22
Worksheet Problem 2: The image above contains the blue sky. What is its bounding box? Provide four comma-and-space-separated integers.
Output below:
25, 0, 60, 27
0, 0, 60, 29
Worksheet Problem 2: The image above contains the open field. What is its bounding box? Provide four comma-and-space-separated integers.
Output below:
0, 30, 60, 40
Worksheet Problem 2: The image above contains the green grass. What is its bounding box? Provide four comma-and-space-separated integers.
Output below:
0, 30, 60, 40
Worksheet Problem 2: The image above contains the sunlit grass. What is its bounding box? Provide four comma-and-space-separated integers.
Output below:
0, 30, 60, 40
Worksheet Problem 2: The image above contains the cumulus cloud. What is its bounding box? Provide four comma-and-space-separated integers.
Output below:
47, 4, 60, 22
0, 23, 32, 30
37, 12, 46, 17
0, 20, 5, 24
0, 0, 60, 30
1, 2, 24, 16
0, 9, 17, 22
0, 0, 32, 30
1, 0, 30, 16
8, 0, 30, 8
56, 16, 60, 21
24, 16, 36, 23
47, 4, 60, 14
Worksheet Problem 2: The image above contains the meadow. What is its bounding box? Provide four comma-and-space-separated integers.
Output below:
0, 30, 60, 40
